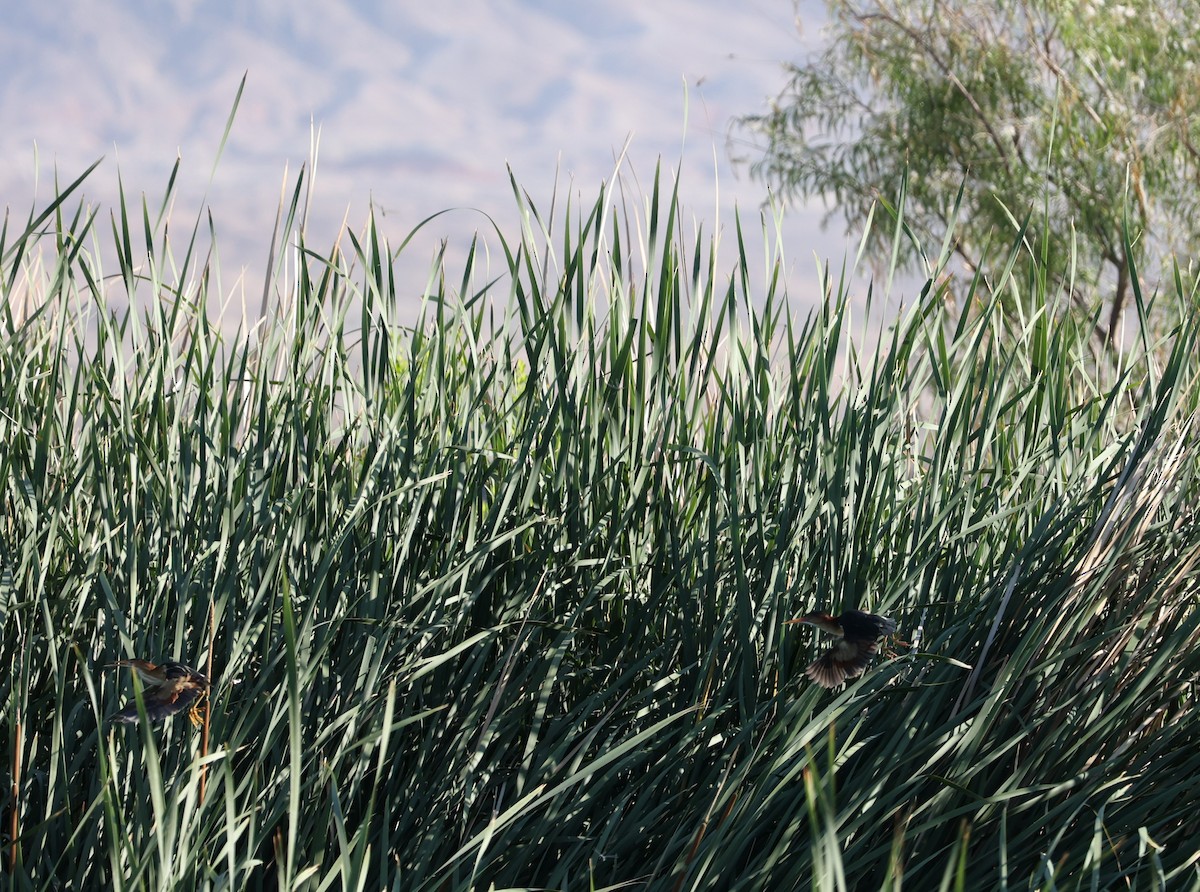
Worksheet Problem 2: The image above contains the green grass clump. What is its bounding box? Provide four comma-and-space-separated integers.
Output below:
1, 155, 1199, 891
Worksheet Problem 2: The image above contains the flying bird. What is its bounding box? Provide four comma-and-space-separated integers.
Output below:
108, 659, 210, 727
788, 610, 897, 688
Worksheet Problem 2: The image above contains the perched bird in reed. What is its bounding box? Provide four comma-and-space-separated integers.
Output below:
107, 659, 210, 727
787, 610, 897, 688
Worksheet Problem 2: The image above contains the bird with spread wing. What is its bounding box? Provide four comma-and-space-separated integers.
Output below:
108, 659, 210, 727
787, 610, 897, 688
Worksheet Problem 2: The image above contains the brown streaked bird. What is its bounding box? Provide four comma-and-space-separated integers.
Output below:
787, 610, 897, 688
108, 659, 210, 727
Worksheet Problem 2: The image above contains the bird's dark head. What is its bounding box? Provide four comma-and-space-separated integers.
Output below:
109, 659, 165, 682
786, 612, 844, 637
109, 659, 209, 687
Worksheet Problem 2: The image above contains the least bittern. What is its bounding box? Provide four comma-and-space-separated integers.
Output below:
108, 659, 210, 727
787, 610, 897, 688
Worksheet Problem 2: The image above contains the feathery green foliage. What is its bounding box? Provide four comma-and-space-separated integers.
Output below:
1, 156, 1199, 890
739, 0, 1200, 344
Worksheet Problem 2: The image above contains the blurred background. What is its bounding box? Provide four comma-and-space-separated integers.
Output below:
0, 0, 861, 324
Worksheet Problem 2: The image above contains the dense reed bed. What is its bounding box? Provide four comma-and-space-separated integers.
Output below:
2, 157, 1198, 890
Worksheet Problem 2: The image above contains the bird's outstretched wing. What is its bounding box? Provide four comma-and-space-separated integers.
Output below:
805, 639, 881, 688
107, 684, 207, 725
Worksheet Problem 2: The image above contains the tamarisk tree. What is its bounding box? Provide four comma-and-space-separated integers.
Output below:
740, 0, 1200, 341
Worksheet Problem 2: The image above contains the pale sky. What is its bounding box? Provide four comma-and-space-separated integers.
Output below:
1, 0, 873, 324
